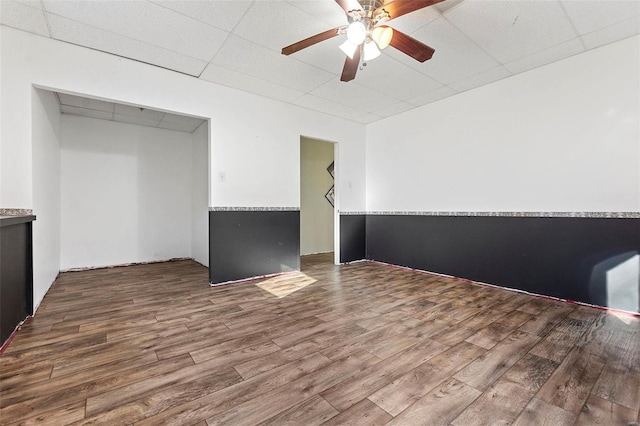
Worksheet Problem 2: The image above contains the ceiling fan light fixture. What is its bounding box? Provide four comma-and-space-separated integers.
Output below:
346, 21, 367, 45
372, 26, 393, 49
363, 40, 381, 61
339, 40, 358, 59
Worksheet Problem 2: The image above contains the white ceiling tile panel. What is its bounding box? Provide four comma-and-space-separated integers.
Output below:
47, 14, 208, 76
388, 17, 500, 84
406, 85, 457, 106
448, 65, 512, 93
580, 16, 640, 49
561, 0, 640, 35
310, 79, 401, 113
42, 0, 228, 61
504, 38, 585, 74
58, 93, 114, 113
200, 63, 306, 103
61, 104, 114, 120
371, 101, 416, 118
292, 94, 370, 121
157, 120, 199, 133
160, 112, 206, 127
0, 1, 50, 37
113, 113, 162, 127
150, 0, 252, 32
444, 0, 577, 63
291, 36, 350, 74
384, 6, 441, 35
287, 0, 347, 27
114, 104, 164, 122
356, 113, 384, 124
354, 54, 443, 99
233, 1, 333, 51
212, 35, 334, 93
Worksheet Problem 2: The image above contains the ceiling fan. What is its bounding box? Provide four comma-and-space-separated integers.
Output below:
282, 0, 444, 82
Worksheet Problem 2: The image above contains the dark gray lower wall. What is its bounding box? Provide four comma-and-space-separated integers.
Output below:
1, 216, 34, 346
209, 210, 300, 284
366, 215, 640, 312
340, 215, 366, 263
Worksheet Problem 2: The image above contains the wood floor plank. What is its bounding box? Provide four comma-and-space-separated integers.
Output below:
453, 329, 539, 391
205, 350, 380, 425
574, 394, 637, 426
513, 397, 576, 425
1, 257, 638, 425
368, 341, 485, 416
386, 378, 481, 426
321, 339, 448, 412
322, 398, 392, 426
536, 346, 605, 415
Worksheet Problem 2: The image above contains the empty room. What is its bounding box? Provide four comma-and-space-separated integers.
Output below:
1, 0, 639, 424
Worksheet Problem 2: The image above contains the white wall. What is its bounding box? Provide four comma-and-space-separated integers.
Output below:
31, 88, 61, 308
60, 115, 193, 269
1, 27, 366, 308
191, 121, 209, 266
1, 27, 366, 213
366, 36, 640, 212
300, 137, 334, 255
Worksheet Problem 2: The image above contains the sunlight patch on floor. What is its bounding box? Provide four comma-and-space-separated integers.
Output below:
255, 272, 317, 298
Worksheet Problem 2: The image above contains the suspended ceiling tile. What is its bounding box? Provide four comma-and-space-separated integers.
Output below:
504, 38, 585, 74
58, 93, 114, 113
233, 1, 332, 52
287, 0, 347, 27
448, 65, 512, 93
356, 113, 383, 124
47, 14, 208, 76
354, 54, 443, 99
160, 112, 206, 127
310, 79, 400, 113
444, 0, 577, 64
292, 94, 370, 122
43, 0, 228, 62
291, 36, 348, 74
115, 104, 164, 122
561, 0, 640, 35
157, 120, 199, 133
113, 113, 161, 127
212, 35, 334, 93
61, 104, 113, 121
385, 6, 441, 35
406, 85, 457, 106
0, 1, 50, 37
388, 17, 499, 85
199, 63, 305, 103
371, 101, 416, 118
580, 16, 640, 49
150, 0, 252, 32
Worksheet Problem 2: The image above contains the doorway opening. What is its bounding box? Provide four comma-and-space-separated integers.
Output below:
300, 136, 336, 268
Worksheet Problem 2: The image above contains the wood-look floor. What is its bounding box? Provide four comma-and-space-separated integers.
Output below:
1, 254, 639, 425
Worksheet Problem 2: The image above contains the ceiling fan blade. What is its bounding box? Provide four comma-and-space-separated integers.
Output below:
340, 46, 361, 82
335, 0, 363, 14
282, 27, 343, 56
377, 0, 445, 20
388, 29, 435, 62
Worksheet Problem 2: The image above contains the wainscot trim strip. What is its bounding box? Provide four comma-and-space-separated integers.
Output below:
365, 211, 640, 218
0, 208, 33, 216
209, 207, 300, 212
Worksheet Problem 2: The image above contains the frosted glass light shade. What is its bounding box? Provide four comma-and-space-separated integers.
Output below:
363, 40, 381, 61
372, 26, 393, 49
339, 40, 358, 59
346, 21, 367, 45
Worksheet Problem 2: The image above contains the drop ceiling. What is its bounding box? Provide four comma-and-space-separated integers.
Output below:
55, 92, 207, 133
2, 0, 639, 124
